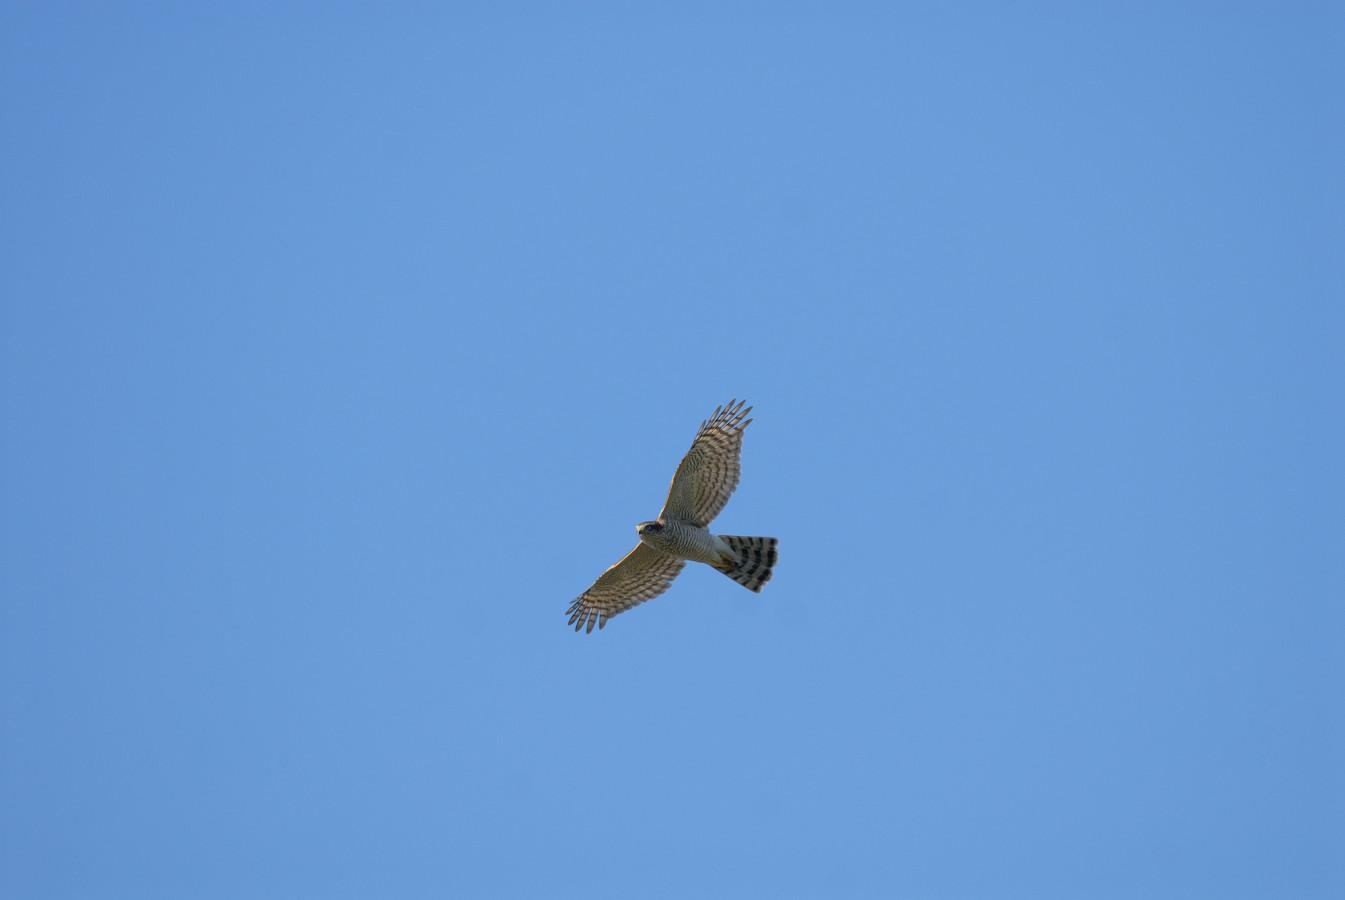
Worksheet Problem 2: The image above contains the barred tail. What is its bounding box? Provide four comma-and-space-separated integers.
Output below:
714, 536, 779, 592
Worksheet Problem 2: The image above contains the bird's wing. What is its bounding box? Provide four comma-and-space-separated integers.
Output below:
658, 399, 752, 527
566, 543, 687, 633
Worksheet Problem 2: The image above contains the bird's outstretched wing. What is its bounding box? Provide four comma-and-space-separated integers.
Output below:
566, 544, 687, 633
658, 399, 752, 527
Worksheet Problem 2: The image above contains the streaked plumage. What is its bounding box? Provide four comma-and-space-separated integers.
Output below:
566, 400, 778, 633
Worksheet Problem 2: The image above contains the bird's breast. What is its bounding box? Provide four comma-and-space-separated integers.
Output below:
641, 522, 723, 565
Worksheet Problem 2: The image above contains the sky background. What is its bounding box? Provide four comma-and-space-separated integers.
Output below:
2, 3, 1343, 898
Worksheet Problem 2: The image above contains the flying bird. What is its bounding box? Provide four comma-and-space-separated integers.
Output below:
567, 399, 778, 633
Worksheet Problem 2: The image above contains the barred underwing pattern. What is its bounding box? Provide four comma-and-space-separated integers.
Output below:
565, 544, 686, 633
659, 399, 752, 528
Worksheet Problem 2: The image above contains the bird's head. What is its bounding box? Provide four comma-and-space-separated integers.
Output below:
636, 521, 664, 537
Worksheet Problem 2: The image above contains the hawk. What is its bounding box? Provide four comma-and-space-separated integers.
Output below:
566, 399, 779, 633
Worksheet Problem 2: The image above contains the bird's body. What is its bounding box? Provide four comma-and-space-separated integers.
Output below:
566, 400, 778, 633
636, 519, 732, 567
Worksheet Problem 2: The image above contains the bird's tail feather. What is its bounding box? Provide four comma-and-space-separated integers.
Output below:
714, 536, 778, 592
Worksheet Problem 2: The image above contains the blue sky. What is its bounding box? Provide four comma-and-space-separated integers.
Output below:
2, 4, 1342, 898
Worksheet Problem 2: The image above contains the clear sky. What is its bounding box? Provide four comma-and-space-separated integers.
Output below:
2, 4, 1342, 898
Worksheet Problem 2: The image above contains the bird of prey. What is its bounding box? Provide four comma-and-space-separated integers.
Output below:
566, 399, 778, 633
